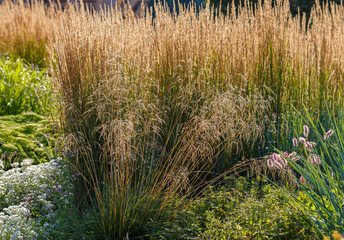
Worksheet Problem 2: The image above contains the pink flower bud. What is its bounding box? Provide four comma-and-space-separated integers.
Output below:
305, 142, 313, 151
324, 129, 334, 140
300, 176, 305, 183
274, 161, 283, 170
280, 157, 288, 167
275, 154, 287, 167
310, 154, 321, 165
267, 159, 274, 169
292, 138, 298, 147
303, 125, 310, 138
299, 137, 306, 144
289, 152, 300, 161
271, 153, 279, 161
289, 152, 297, 158
314, 155, 321, 165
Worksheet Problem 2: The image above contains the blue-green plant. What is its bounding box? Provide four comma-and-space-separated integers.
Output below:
267, 108, 344, 236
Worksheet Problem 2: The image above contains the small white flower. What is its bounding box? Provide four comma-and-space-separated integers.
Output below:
10, 162, 19, 168
21, 159, 33, 167
0, 157, 68, 239
4, 205, 30, 216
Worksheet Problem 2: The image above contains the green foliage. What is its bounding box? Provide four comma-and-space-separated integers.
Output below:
0, 57, 52, 115
156, 177, 319, 239
0, 112, 57, 165
285, 109, 344, 236
3, 36, 48, 68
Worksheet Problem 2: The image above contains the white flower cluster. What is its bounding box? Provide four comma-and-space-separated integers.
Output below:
0, 208, 37, 239
0, 158, 70, 239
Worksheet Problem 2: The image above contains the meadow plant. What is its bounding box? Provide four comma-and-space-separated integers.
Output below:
1, 0, 343, 146
266, 111, 344, 236
0, 0, 58, 67
0, 0, 344, 111
0, 58, 52, 115
158, 177, 320, 239
2, 0, 343, 237
0, 112, 58, 167
53, 57, 269, 238
50, 2, 271, 238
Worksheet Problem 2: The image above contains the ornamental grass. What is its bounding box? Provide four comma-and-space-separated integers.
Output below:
3, 0, 344, 237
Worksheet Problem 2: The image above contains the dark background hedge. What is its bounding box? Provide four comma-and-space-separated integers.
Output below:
149, 0, 341, 21
208, 0, 341, 18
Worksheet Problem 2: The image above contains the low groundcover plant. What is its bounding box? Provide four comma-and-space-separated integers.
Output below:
0, 158, 72, 239
155, 177, 319, 239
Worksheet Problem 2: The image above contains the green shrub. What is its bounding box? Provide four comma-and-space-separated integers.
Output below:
0, 57, 52, 115
156, 177, 319, 239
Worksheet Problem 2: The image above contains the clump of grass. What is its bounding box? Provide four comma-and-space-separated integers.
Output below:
265, 108, 344, 237
1, 0, 344, 140
42, 0, 344, 238
0, 57, 52, 115
1, 0, 344, 112
50, 3, 270, 238
289, 117, 344, 236
0, 0, 58, 67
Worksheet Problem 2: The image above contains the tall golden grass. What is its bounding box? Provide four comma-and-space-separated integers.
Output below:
0, 0, 59, 67
1, 0, 343, 109
2, 0, 344, 237
49, 4, 269, 237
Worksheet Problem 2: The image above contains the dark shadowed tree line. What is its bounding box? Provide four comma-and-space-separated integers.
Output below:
208, 0, 342, 18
